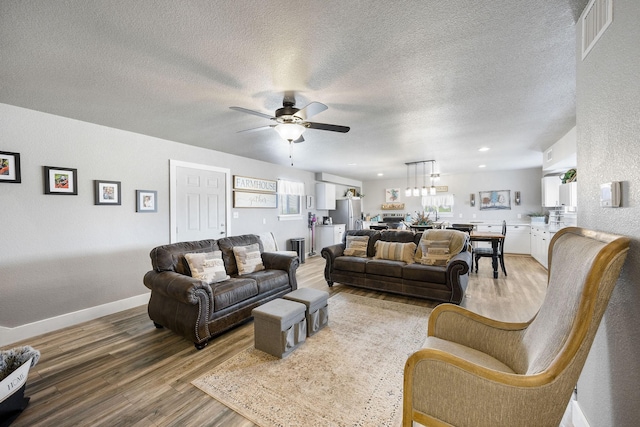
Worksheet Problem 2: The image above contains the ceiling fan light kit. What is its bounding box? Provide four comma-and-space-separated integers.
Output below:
274, 123, 305, 142
230, 95, 350, 163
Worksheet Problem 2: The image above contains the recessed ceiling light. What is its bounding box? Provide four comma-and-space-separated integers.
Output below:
377, 173, 384, 176
479, 164, 486, 168
479, 147, 490, 152
347, 163, 357, 166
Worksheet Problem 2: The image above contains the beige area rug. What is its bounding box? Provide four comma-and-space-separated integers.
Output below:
192, 293, 431, 427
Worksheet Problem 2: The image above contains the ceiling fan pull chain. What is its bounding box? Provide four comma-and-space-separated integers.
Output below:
289, 140, 294, 166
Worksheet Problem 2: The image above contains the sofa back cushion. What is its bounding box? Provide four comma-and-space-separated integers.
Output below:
150, 239, 219, 274
380, 230, 417, 243
218, 234, 263, 275
343, 230, 380, 257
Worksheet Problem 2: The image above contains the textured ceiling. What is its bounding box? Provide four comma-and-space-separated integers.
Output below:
0, 0, 588, 180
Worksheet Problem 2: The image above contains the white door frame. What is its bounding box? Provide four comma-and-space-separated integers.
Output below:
169, 159, 232, 243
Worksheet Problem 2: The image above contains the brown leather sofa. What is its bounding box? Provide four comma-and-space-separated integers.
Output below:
144, 234, 299, 349
321, 229, 471, 304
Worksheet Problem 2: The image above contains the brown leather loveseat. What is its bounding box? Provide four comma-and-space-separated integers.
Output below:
144, 234, 299, 349
321, 229, 471, 304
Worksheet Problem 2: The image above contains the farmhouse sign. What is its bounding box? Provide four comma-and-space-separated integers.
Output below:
233, 176, 277, 193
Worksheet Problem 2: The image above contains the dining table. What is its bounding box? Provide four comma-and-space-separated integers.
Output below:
469, 230, 505, 279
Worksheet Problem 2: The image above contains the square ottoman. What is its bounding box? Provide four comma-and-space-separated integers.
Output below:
252, 298, 307, 358
283, 288, 329, 336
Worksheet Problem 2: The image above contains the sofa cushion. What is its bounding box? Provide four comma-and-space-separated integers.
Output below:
334, 256, 368, 273
374, 240, 417, 264
366, 259, 405, 277
379, 229, 417, 243
184, 251, 230, 284
241, 269, 290, 293
344, 235, 370, 257
211, 278, 259, 311
233, 243, 265, 275
419, 240, 450, 266
403, 263, 447, 284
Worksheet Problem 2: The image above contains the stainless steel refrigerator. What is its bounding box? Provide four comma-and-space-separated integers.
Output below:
329, 198, 362, 230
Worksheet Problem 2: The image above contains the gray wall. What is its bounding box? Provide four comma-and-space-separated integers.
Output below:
362, 168, 543, 222
575, 1, 640, 425
0, 103, 316, 332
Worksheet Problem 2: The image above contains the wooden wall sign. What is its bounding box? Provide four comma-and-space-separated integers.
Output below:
233, 175, 277, 193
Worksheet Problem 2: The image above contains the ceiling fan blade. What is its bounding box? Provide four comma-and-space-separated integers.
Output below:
293, 102, 328, 120
230, 106, 275, 120
237, 125, 275, 133
306, 122, 350, 133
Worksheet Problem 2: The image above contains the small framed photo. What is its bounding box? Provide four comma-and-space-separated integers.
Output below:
136, 190, 157, 212
0, 151, 21, 183
94, 180, 121, 205
44, 166, 78, 195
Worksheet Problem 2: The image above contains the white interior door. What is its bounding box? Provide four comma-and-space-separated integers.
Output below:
170, 160, 230, 243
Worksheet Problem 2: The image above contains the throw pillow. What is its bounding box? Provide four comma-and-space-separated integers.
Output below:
373, 241, 417, 264
184, 251, 230, 284
233, 243, 265, 275
420, 240, 451, 266
343, 235, 370, 257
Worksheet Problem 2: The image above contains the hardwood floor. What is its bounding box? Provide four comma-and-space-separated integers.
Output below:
4, 254, 548, 427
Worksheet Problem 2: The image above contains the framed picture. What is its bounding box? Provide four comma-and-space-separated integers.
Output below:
136, 190, 158, 212
479, 190, 511, 210
0, 151, 21, 183
233, 191, 278, 208
385, 188, 400, 203
94, 180, 121, 205
44, 166, 78, 195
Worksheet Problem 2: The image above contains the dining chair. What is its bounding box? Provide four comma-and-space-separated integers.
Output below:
403, 227, 630, 427
474, 220, 507, 275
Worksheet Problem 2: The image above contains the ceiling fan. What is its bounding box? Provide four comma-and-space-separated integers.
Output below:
230, 95, 350, 144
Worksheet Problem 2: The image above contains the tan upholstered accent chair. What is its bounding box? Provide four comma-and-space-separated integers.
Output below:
403, 227, 630, 427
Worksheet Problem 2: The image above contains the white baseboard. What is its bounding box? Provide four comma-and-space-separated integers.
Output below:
572, 400, 591, 427
0, 293, 150, 348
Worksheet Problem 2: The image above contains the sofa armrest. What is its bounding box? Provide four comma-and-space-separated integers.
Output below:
444, 250, 472, 303
261, 252, 300, 290
321, 243, 345, 283
143, 270, 213, 305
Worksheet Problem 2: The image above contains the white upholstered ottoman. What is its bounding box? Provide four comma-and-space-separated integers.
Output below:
252, 298, 307, 358
283, 288, 329, 336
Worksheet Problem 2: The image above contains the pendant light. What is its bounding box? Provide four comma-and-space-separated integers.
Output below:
421, 161, 428, 196
405, 164, 411, 197
412, 163, 420, 196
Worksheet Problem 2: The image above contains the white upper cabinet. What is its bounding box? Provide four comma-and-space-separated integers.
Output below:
542, 176, 561, 207
559, 182, 578, 207
315, 183, 336, 210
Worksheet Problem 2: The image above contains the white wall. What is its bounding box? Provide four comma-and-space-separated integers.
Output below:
575, 1, 640, 425
0, 103, 317, 345
362, 168, 543, 222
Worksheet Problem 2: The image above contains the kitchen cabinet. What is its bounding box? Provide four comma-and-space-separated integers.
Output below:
315, 183, 336, 210
530, 225, 555, 269
316, 224, 345, 250
542, 176, 561, 207
559, 182, 577, 207
474, 224, 530, 254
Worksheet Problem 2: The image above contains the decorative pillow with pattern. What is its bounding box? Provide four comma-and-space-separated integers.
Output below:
343, 235, 370, 257
184, 251, 230, 284
373, 241, 417, 264
233, 243, 265, 275
420, 240, 451, 266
